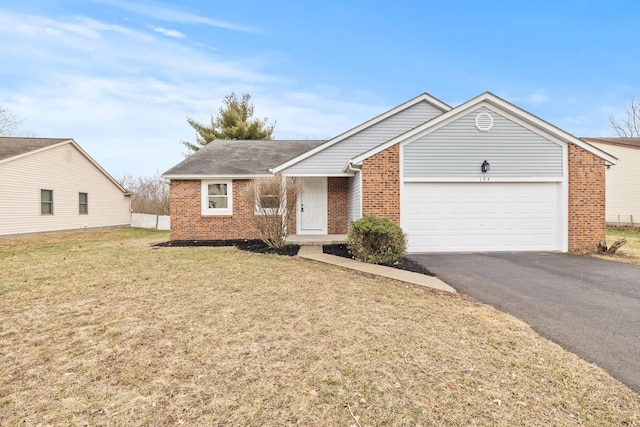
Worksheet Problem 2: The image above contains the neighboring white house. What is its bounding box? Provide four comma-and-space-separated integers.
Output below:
582, 137, 640, 226
0, 137, 131, 236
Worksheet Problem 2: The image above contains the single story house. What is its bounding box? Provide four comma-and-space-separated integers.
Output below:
0, 137, 131, 236
581, 137, 640, 226
163, 92, 616, 253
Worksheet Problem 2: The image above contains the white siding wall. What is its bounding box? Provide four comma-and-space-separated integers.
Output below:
404, 107, 563, 178
283, 101, 444, 175
589, 142, 640, 225
0, 144, 130, 236
347, 173, 362, 227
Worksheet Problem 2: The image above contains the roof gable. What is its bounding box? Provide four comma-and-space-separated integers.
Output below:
271, 93, 451, 174
404, 106, 564, 178
0, 137, 71, 162
349, 92, 618, 167
0, 137, 128, 193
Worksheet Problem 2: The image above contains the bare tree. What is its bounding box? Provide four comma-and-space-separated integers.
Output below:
610, 99, 640, 138
0, 104, 20, 136
119, 173, 170, 215
246, 174, 300, 248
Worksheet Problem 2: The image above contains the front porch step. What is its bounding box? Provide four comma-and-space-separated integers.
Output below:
286, 234, 347, 246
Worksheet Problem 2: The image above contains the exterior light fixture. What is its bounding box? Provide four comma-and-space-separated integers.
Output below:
481, 160, 490, 173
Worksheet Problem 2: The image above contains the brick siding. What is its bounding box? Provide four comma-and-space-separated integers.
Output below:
327, 177, 349, 234
170, 178, 351, 240
359, 142, 606, 252
171, 142, 606, 250
568, 145, 606, 251
169, 179, 261, 240
360, 144, 400, 224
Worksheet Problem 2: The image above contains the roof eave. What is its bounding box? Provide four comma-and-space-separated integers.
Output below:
162, 173, 274, 180
272, 92, 451, 173
0, 138, 74, 165
0, 138, 130, 193
350, 92, 618, 166
478, 94, 618, 165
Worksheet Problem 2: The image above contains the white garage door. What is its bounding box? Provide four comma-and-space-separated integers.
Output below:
403, 182, 562, 252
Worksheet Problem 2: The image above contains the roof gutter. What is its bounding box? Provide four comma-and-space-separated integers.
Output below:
343, 160, 362, 174
162, 174, 274, 180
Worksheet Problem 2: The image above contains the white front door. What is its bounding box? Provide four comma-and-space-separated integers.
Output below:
298, 177, 327, 234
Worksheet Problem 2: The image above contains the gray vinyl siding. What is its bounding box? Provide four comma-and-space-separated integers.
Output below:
283, 101, 444, 175
404, 107, 564, 178
347, 173, 362, 227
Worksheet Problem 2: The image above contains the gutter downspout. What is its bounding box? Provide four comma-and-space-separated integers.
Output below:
343, 161, 363, 230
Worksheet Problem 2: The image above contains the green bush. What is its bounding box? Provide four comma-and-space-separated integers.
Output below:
347, 215, 407, 264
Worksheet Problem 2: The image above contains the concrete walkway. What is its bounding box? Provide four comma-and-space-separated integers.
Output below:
298, 246, 455, 293
286, 234, 347, 245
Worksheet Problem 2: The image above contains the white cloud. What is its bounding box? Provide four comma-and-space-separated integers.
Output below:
93, 0, 258, 32
525, 91, 549, 105
562, 115, 589, 125
0, 12, 151, 41
0, 7, 390, 178
148, 25, 186, 39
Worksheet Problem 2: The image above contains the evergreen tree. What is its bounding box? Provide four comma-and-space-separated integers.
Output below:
182, 93, 275, 153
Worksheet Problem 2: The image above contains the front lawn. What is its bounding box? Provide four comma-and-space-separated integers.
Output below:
1, 228, 639, 425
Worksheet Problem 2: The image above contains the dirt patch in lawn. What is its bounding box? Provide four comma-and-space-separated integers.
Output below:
1, 228, 639, 426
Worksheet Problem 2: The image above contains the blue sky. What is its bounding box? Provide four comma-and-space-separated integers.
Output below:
0, 0, 638, 178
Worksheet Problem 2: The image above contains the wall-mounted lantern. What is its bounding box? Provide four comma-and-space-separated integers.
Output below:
481, 160, 490, 173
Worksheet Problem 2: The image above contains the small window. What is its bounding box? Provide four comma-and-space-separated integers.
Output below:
208, 184, 228, 208
201, 180, 233, 215
79, 192, 88, 214
255, 187, 281, 215
41, 189, 53, 215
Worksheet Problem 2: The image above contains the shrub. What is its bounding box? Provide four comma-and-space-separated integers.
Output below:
245, 174, 300, 249
347, 215, 407, 264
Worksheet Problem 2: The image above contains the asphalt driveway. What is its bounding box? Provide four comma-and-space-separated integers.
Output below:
409, 252, 640, 393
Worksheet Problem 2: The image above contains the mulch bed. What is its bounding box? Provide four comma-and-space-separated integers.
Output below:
155, 240, 433, 276
323, 244, 434, 276
155, 239, 300, 256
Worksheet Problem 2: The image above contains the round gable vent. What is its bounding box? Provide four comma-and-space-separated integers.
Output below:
475, 112, 494, 131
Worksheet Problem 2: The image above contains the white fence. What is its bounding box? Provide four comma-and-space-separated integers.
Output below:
130, 213, 170, 231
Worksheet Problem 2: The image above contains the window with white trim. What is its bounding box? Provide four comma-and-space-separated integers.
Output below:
201, 180, 232, 215
255, 185, 281, 215
79, 192, 88, 214
41, 189, 53, 215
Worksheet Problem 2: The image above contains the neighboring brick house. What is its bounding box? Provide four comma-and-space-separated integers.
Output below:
163, 92, 616, 253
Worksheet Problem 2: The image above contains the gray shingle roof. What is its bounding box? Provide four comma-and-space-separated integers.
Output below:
163, 139, 325, 176
0, 137, 71, 161
581, 137, 640, 148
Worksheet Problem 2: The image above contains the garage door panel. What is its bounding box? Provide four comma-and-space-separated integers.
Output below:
402, 182, 562, 252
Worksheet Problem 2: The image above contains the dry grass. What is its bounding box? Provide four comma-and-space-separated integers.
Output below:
595, 227, 640, 265
1, 228, 639, 426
